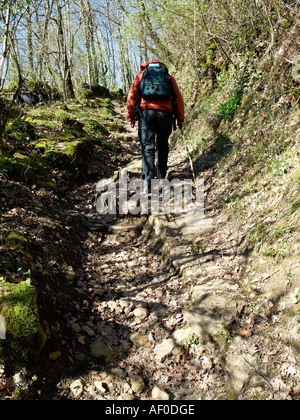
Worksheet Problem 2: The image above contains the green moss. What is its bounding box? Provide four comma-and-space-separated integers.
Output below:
0, 277, 46, 370
4, 119, 36, 144
64, 139, 91, 158
34, 139, 56, 153
80, 89, 94, 99
206, 41, 216, 65
0, 151, 51, 183
5, 232, 30, 255
34, 135, 93, 167
106, 121, 125, 132
100, 139, 120, 153
84, 119, 109, 135
0, 153, 28, 182
291, 168, 300, 185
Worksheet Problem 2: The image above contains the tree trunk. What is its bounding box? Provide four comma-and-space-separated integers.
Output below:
0, 5, 11, 90
87, 1, 99, 86
136, 0, 173, 65
0, 102, 4, 153
26, 4, 35, 82
95, 28, 108, 88
79, 0, 93, 89
37, 0, 54, 82
54, 0, 75, 99
0, 5, 11, 152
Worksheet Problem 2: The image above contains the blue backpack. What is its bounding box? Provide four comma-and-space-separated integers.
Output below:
140, 63, 173, 100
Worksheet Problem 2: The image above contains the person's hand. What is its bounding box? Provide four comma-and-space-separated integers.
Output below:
178, 121, 184, 131
129, 121, 135, 129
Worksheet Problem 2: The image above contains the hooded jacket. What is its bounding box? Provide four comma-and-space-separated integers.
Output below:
126, 61, 185, 125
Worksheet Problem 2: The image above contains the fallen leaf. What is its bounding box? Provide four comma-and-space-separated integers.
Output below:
77, 335, 86, 344
238, 329, 252, 338
202, 356, 213, 372
107, 355, 119, 363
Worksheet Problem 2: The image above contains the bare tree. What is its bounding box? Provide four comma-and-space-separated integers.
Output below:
54, 0, 75, 99
0, 4, 11, 90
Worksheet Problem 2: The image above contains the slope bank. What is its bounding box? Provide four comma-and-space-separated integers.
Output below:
169, 20, 299, 395
0, 93, 129, 373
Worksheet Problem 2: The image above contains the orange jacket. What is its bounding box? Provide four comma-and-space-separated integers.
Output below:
127, 61, 185, 125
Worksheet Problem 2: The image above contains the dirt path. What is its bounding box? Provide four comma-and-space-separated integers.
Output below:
38, 107, 299, 401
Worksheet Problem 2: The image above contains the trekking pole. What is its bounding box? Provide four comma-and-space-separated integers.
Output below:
180, 127, 196, 184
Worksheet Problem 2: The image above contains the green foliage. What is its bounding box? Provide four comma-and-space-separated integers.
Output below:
216, 87, 242, 120
0, 277, 46, 370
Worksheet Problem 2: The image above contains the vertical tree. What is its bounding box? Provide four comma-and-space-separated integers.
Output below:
26, 3, 35, 82
0, 1, 25, 152
0, 3, 11, 90
54, 0, 75, 99
36, 0, 54, 83
136, 0, 173, 65
79, 0, 94, 89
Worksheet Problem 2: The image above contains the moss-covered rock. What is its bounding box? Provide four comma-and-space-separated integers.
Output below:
34, 136, 94, 169
80, 89, 94, 99
109, 88, 126, 100
0, 277, 47, 370
80, 85, 111, 99
62, 117, 85, 134
84, 119, 110, 135
0, 151, 51, 184
4, 119, 36, 144
5, 232, 30, 256
0, 153, 28, 182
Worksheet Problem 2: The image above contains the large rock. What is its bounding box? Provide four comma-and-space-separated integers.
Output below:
151, 386, 170, 400
70, 379, 85, 398
130, 375, 145, 394
90, 338, 111, 358
154, 338, 176, 362
183, 291, 243, 340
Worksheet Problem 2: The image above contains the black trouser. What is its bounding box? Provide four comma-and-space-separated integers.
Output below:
138, 109, 173, 187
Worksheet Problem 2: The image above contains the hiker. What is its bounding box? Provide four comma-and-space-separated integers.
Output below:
127, 60, 185, 189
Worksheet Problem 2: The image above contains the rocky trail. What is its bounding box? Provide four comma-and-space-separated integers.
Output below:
2, 103, 298, 401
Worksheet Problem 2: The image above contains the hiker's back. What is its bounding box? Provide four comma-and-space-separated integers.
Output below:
140, 63, 173, 100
